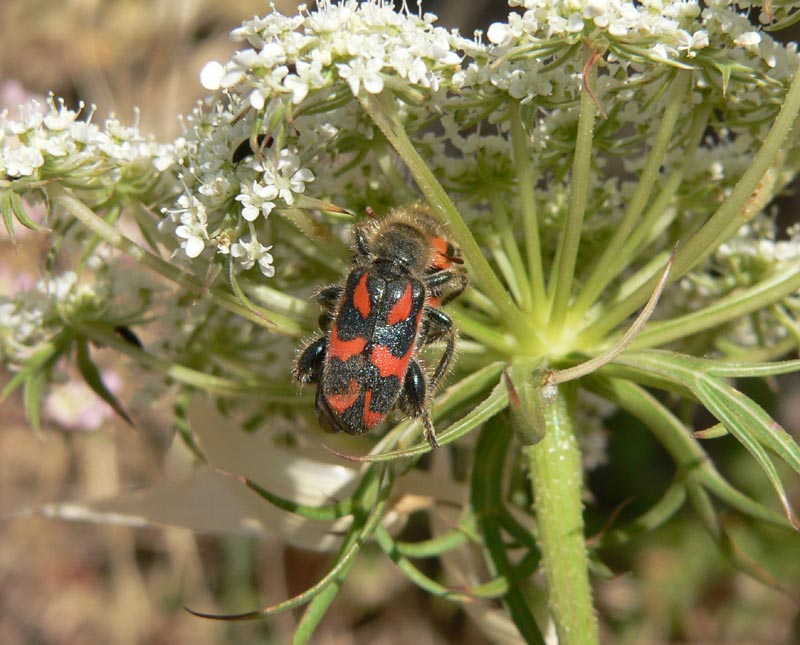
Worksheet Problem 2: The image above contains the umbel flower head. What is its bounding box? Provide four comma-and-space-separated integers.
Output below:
2, 0, 800, 642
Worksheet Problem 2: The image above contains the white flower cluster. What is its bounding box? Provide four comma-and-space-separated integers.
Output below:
455, 0, 798, 110
160, 98, 290, 277
0, 95, 174, 182
498, 0, 709, 51
717, 222, 800, 265
200, 0, 466, 105
0, 271, 104, 364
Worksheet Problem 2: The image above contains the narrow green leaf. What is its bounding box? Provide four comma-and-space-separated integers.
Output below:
688, 478, 791, 592
9, 190, 46, 230
587, 376, 707, 470
465, 550, 541, 599
52, 186, 303, 336
609, 351, 800, 528
473, 420, 545, 645
715, 524, 791, 594
693, 376, 800, 528
77, 322, 303, 401
242, 476, 353, 521
292, 572, 349, 645
75, 338, 134, 426
685, 477, 721, 541
714, 62, 733, 96
706, 355, 800, 378
2, 190, 16, 242
2, 340, 60, 400
497, 511, 539, 554
693, 423, 729, 439
374, 526, 473, 601
394, 526, 473, 558
187, 468, 390, 622
599, 480, 687, 546
23, 369, 46, 434
597, 361, 696, 400
172, 388, 205, 461
700, 463, 788, 527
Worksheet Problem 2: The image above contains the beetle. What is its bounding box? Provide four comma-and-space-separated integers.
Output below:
292, 205, 468, 448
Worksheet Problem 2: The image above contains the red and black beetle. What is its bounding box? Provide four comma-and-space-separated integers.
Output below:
293, 205, 468, 448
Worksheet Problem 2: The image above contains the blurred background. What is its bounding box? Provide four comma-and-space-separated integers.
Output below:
1, 1, 799, 643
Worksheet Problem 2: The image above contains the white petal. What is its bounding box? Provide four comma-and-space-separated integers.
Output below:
363, 74, 384, 94
184, 237, 205, 258
249, 88, 267, 110
200, 61, 225, 90
487, 23, 513, 47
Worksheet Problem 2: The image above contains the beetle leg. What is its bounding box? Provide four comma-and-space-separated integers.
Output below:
424, 269, 468, 305
418, 306, 456, 390
316, 284, 343, 331
314, 383, 346, 434
317, 285, 342, 310
292, 336, 327, 384
354, 226, 371, 259
399, 359, 438, 448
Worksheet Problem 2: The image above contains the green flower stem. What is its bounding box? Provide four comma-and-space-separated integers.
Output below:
51, 184, 305, 336
359, 90, 531, 339
490, 191, 533, 310
509, 100, 546, 313
585, 63, 800, 338
630, 263, 800, 349
488, 232, 525, 306
522, 383, 598, 645
609, 104, 710, 275
548, 47, 597, 331
449, 307, 518, 354
569, 70, 690, 323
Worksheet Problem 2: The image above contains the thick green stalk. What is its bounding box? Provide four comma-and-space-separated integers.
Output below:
523, 383, 598, 645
